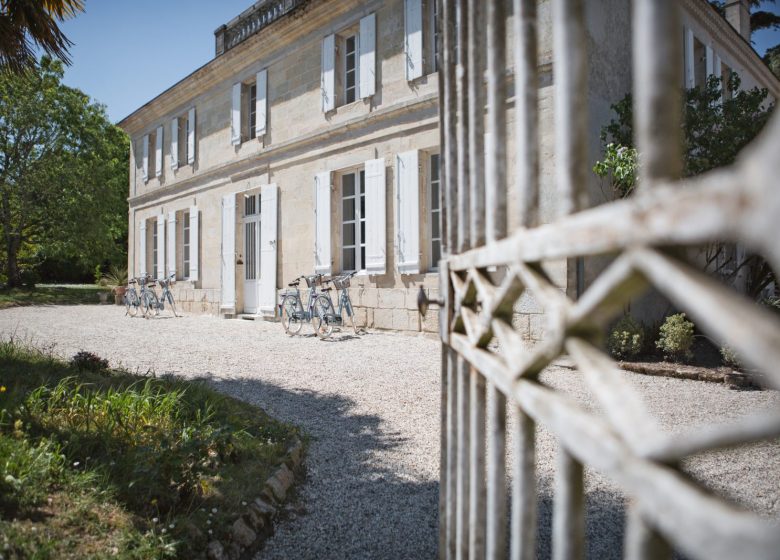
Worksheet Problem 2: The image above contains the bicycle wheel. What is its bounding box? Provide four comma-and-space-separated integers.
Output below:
166, 291, 179, 317
281, 296, 303, 336
126, 291, 138, 317
312, 295, 334, 340
149, 293, 161, 316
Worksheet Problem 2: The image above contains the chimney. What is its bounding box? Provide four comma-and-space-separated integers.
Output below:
724, 0, 751, 40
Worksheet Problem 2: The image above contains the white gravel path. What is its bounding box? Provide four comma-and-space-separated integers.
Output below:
1, 305, 778, 559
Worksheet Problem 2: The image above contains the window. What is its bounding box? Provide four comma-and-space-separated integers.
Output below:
249, 83, 258, 140
429, 153, 441, 269
184, 117, 191, 164
693, 37, 706, 88
342, 170, 366, 272
432, 0, 439, 72
183, 211, 190, 279
344, 34, 358, 104
147, 130, 157, 180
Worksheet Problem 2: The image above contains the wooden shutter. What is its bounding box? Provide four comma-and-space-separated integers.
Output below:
259, 183, 278, 314
364, 158, 387, 275
155, 126, 163, 178
189, 206, 199, 281
684, 27, 695, 89
170, 118, 178, 169
256, 69, 267, 137
231, 83, 242, 145
359, 13, 376, 98
321, 34, 336, 112
142, 135, 149, 182
221, 194, 236, 309
167, 211, 176, 277
404, 0, 423, 81
187, 108, 196, 164
139, 220, 147, 276
395, 151, 420, 274
314, 171, 332, 274
156, 214, 165, 280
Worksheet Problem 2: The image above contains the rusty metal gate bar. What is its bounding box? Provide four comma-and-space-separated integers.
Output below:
435, 0, 780, 559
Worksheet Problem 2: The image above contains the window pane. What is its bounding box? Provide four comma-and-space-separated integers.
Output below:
432, 240, 441, 267
343, 222, 355, 246
360, 247, 366, 270
343, 198, 355, 221
359, 193, 365, 218
343, 248, 356, 271
431, 183, 440, 210
359, 170, 365, 194
360, 221, 365, 244
343, 174, 355, 197
431, 154, 440, 181
432, 212, 440, 238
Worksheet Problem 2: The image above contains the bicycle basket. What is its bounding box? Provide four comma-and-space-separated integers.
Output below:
304, 275, 321, 288
333, 275, 351, 290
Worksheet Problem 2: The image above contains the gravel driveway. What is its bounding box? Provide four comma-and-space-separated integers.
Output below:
1, 305, 778, 559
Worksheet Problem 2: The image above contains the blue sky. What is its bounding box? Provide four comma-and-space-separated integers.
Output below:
55, 1, 780, 124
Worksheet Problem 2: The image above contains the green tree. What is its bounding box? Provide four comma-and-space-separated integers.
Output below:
594, 74, 776, 299
0, 0, 85, 72
765, 44, 780, 80
0, 56, 128, 287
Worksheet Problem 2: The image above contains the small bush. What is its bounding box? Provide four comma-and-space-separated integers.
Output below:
70, 351, 109, 373
656, 313, 695, 362
607, 314, 644, 359
720, 346, 742, 370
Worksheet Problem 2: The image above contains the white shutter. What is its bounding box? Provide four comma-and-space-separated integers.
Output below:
221, 194, 236, 309
321, 34, 336, 112
684, 27, 695, 89
167, 211, 176, 278
156, 214, 165, 280
359, 13, 376, 98
259, 183, 278, 314
142, 135, 149, 182
155, 126, 163, 178
314, 171, 332, 274
170, 118, 179, 169
705, 45, 715, 80
404, 0, 423, 81
231, 83, 242, 145
189, 206, 199, 281
256, 69, 267, 137
395, 151, 420, 274
187, 107, 196, 164
139, 220, 147, 276
364, 158, 387, 275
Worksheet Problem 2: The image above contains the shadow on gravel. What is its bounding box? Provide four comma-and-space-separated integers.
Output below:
192, 374, 440, 560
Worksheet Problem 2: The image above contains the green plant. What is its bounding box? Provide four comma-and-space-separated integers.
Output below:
593, 143, 639, 199
720, 346, 742, 370
607, 314, 644, 359
656, 313, 695, 362
101, 264, 128, 289
0, 437, 65, 513
70, 350, 109, 373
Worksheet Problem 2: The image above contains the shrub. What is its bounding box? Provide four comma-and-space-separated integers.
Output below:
720, 346, 742, 370
70, 351, 109, 373
656, 313, 695, 362
607, 314, 644, 359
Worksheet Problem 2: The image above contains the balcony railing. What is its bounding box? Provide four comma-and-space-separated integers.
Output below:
215, 0, 308, 56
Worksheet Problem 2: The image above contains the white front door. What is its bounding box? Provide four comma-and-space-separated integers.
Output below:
243, 193, 261, 314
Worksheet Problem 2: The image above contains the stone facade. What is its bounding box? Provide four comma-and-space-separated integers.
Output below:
119, 0, 779, 333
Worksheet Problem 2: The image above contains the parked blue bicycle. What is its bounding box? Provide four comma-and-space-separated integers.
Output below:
139, 274, 179, 318
279, 274, 324, 335
124, 278, 141, 317
311, 271, 358, 339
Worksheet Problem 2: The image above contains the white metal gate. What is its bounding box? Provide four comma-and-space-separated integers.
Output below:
433, 1, 780, 559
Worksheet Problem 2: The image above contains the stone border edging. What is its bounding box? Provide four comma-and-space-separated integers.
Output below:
206, 438, 305, 560
617, 361, 757, 389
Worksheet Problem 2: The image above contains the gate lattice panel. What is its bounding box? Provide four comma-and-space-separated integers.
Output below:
434, 0, 780, 559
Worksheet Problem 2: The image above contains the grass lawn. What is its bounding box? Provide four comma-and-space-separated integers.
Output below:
0, 343, 301, 559
0, 285, 112, 309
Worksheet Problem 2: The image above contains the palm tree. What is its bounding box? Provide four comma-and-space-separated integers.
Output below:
0, 0, 85, 72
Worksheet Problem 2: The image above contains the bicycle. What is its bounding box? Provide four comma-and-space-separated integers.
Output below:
124, 278, 141, 317
279, 274, 323, 336
311, 271, 359, 339
138, 275, 160, 317
141, 274, 179, 318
